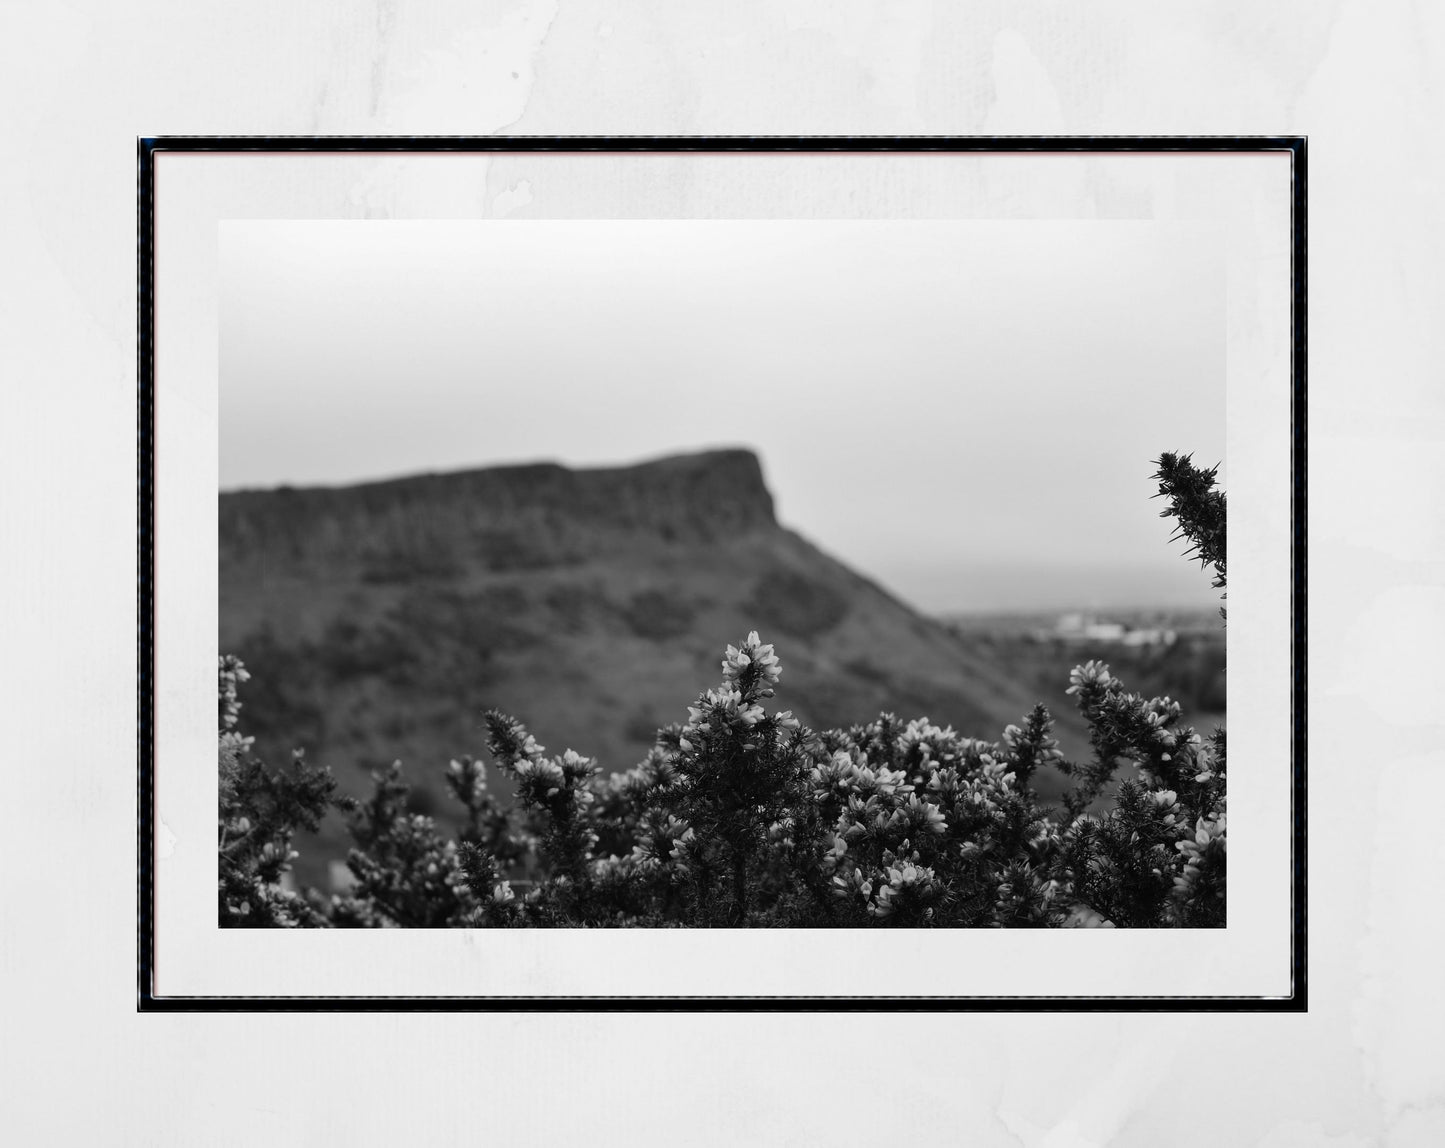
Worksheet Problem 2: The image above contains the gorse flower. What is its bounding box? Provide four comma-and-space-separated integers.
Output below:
721, 630, 782, 697
1066, 659, 1113, 696
1176, 813, 1226, 863
219, 655, 250, 733
869, 861, 939, 920
444, 755, 488, 810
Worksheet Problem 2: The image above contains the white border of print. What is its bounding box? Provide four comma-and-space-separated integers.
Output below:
150, 144, 1292, 1000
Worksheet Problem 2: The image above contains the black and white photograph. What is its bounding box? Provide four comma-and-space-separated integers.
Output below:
140, 140, 1297, 1005
216, 217, 1232, 932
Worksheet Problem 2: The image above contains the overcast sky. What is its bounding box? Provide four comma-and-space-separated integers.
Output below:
221, 219, 1225, 614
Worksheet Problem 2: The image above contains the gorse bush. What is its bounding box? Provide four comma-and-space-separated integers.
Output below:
218, 657, 337, 928
1154, 451, 1226, 618
218, 454, 1226, 929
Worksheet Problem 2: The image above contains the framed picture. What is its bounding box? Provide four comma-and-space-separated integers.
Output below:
139, 136, 1304, 1009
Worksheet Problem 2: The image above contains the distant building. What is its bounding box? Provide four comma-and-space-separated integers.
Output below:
1056, 612, 1086, 636
1054, 614, 1176, 647
1122, 627, 1177, 648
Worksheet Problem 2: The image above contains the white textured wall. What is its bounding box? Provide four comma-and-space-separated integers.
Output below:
2, 1, 1442, 1144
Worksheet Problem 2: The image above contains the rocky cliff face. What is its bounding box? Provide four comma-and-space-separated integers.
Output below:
220, 449, 778, 580
220, 448, 1070, 883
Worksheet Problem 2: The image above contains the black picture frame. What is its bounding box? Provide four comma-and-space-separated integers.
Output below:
139, 135, 1306, 1012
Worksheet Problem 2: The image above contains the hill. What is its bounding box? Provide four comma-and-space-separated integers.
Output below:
220, 448, 1085, 882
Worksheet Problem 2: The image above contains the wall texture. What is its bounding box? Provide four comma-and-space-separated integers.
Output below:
3, 2, 1441, 1144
